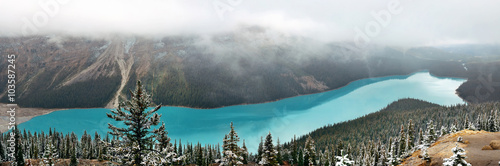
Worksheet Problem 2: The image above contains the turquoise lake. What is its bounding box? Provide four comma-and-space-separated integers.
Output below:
19, 71, 466, 152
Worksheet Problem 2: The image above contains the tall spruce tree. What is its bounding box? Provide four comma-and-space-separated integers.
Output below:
13, 125, 25, 166
425, 120, 437, 144
397, 124, 406, 156
70, 146, 78, 166
107, 80, 164, 165
407, 119, 415, 150
241, 140, 249, 164
0, 141, 5, 161
220, 122, 243, 166
291, 135, 298, 165
298, 149, 304, 166
178, 139, 183, 157
40, 137, 59, 166
258, 136, 264, 162
303, 136, 316, 166
487, 110, 499, 132
276, 138, 283, 165
259, 132, 278, 166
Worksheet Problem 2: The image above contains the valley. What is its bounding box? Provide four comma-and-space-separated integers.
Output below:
2, 32, 498, 110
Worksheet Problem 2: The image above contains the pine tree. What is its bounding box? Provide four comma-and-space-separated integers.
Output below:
398, 125, 406, 156
154, 127, 179, 164
463, 116, 470, 130
241, 140, 249, 164
220, 122, 243, 166
40, 137, 59, 166
0, 141, 5, 161
450, 124, 458, 133
386, 138, 399, 166
443, 143, 471, 166
422, 148, 430, 162
334, 150, 354, 166
322, 147, 331, 166
259, 132, 278, 166
13, 125, 25, 166
107, 80, 165, 165
258, 136, 263, 162
335, 140, 343, 157
425, 120, 437, 144
298, 149, 304, 166
70, 146, 78, 166
291, 135, 298, 165
418, 129, 424, 146
377, 145, 387, 166
303, 136, 316, 166
487, 110, 499, 132
208, 144, 214, 165
407, 119, 416, 150
440, 126, 448, 137
178, 139, 183, 157
196, 143, 203, 166
276, 138, 283, 165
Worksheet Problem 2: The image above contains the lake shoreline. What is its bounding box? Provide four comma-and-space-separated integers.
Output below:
1, 70, 468, 133
16, 71, 467, 153
2, 70, 468, 112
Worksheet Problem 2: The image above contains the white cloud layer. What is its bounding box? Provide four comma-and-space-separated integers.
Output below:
0, 0, 499, 46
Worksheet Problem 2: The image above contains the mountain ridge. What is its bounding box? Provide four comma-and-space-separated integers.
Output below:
1, 32, 497, 109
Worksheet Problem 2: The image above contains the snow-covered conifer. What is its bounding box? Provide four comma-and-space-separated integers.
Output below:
259, 132, 278, 166
241, 140, 249, 164
407, 119, 416, 150
334, 150, 354, 166
304, 135, 317, 166
387, 138, 400, 166
220, 122, 243, 166
106, 80, 165, 165
440, 126, 448, 137
398, 125, 406, 156
443, 143, 471, 166
487, 110, 499, 132
425, 120, 437, 143
39, 137, 59, 166
422, 148, 430, 162
450, 124, 458, 133
276, 138, 283, 165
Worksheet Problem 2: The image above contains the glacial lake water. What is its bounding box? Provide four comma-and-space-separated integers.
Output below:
19, 71, 465, 152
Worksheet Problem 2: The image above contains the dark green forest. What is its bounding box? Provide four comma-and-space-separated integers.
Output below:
1, 98, 499, 165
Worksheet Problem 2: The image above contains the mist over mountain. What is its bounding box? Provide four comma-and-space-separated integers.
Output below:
3, 27, 498, 108
1, 0, 500, 108
1, 0, 500, 46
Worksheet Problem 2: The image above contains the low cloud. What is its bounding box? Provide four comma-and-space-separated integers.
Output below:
0, 0, 499, 47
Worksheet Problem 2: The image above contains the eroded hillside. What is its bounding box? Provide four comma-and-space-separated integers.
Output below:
1, 29, 490, 108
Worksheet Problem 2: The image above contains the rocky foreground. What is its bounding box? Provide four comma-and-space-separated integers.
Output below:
402, 130, 500, 166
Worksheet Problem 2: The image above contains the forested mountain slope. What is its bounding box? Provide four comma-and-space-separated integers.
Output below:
1, 29, 497, 108
287, 99, 499, 154
284, 99, 500, 165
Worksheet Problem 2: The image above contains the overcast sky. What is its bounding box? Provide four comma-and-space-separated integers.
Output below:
0, 0, 499, 46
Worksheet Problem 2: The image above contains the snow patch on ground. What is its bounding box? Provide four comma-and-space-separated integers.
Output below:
124, 37, 136, 54
154, 41, 165, 50
155, 52, 167, 60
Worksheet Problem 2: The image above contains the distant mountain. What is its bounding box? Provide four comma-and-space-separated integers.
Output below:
1, 28, 496, 108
